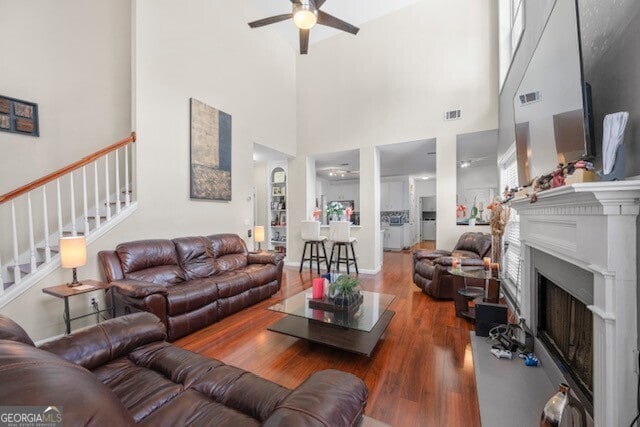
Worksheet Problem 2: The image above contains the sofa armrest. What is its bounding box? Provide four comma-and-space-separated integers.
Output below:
263, 369, 367, 427
39, 312, 167, 370
248, 251, 284, 266
413, 249, 451, 261
110, 279, 169, 298
433, 256, 484, 267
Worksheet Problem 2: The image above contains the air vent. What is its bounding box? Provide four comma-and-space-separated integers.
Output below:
519, 91, 541, 105
444, 110, 461, 121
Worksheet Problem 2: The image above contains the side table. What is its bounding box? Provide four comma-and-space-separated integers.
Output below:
42, 279, 115, 334
448, 267, 501, 321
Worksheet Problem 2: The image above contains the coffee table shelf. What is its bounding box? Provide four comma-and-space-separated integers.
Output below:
267, 290, 395, 357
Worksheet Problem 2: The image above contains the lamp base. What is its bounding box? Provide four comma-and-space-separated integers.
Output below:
67, 268, 83, 287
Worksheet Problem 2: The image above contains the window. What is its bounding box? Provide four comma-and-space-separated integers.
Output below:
499, 143, 522, 310
499, 0, 525, 92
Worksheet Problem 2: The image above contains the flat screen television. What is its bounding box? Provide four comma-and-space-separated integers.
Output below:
513, 0, 595, 186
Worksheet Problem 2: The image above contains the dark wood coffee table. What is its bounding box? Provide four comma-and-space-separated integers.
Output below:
267, 290, 395, 357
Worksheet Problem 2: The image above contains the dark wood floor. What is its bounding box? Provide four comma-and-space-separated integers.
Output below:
175, 241, 481, 426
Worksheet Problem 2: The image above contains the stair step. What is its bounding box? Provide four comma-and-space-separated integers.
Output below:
105, 201, 126, 206
87, 214, 107, 220
9, 262, 45, 275
36, 245, 59, 253
61, 230, 85, 237
3, 281, 15, 291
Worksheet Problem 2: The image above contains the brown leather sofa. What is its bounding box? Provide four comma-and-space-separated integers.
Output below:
413, 232, 491, 299
0, 312, 368, 426
99, 234, 284, 341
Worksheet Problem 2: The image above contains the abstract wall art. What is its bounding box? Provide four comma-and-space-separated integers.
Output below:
190, 98, 232, 201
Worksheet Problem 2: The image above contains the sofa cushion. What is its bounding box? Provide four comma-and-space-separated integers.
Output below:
451, 250, 482, 260
453, 232, 492, 258
40, 312, 167, 370
92, 356, 184, 423
164, 278, 220, 316
209, 234, 248, 271
0, 341, 135, 426
117, 240, 184, 285
138, 389, 261, 427
242, 264, 278, 287
191, 365, 290, 422
214, 272, 253, 298
0, 314, 35, 346
173, 236, 219, 280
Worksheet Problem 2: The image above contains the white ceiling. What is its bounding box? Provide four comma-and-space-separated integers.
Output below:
246, 0, 422, 50
456, 129, 498, 169
378, 139, 437, 178
253, 143, 290, 162
314, 149, 360, 181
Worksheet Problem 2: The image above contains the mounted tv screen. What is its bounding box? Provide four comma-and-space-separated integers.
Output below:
513, 0, 593, 186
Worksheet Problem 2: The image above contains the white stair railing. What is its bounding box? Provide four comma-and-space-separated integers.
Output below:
0, 132, 137, 303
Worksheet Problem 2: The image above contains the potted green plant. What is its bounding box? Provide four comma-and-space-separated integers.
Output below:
326, 202, 344, 221
329, 275, 361, 307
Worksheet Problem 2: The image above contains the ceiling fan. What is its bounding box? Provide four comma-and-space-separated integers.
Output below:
248, 0, 360, 55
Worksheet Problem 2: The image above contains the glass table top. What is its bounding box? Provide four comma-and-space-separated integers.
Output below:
268, 290, 395, 333
447, 266, 502, 281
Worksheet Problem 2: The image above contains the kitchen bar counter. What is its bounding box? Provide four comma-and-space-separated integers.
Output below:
320, 225, 362, 229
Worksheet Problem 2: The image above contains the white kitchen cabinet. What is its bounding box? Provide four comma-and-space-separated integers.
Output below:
423, 196, 436, 211
422, 220, 436, 240
326, 180, 359, 210
382, 226, 402, 249
403, 224, 412, 247
380, 180, 408, 211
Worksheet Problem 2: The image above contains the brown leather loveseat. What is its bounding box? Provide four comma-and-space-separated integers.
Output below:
99, 234, 283, 341
0, 312, 368, 426
413, 232, 491, 299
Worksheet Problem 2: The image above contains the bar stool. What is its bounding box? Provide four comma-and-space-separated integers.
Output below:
299, 220, 330, 274
329, 221, 358, 275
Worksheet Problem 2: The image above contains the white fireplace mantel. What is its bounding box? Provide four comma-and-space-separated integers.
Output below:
511, 181, 640, 427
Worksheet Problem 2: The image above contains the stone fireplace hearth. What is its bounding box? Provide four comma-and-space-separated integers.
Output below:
511, 181, 640, 427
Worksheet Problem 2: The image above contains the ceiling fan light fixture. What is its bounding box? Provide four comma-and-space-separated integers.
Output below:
293, 1, 318, 29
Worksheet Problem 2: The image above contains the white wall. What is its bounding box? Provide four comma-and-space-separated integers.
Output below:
253, 161, 268, 243
0, 0, 132, 194
289, 0, 499, 271
0, 0, 297, 340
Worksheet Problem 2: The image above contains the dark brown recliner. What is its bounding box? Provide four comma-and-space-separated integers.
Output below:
0, 312, 368, 426
412, 232, 492, 299
99, 234, 284, 341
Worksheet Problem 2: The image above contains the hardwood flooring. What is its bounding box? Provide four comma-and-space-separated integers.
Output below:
175, 241, 481, 426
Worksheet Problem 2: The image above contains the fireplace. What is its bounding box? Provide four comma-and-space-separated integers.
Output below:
510, 181, 640, 426
537, 273, 593, 408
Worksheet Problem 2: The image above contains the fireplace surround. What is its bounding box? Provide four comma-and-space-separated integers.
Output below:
510, 181, 640, 427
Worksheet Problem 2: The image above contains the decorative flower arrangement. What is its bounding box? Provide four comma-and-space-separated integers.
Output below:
487, 197, 511, 237
312, 207, 321, 220
345, 206, 353, 220
326, 201, 344, 218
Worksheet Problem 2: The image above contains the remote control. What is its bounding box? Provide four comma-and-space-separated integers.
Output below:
490, 348, 513, 360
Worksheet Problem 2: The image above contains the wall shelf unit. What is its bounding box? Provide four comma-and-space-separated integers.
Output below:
268, 163, 287, 255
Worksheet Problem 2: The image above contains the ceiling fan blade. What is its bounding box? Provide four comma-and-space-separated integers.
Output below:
317, 11, 359, 35
248, 13, 292, 28
315, 0, 327, 8
300, 29, 309, 55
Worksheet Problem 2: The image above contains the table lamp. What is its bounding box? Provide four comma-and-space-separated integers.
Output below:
59, 236, 87, 287
254, 226, 265, 251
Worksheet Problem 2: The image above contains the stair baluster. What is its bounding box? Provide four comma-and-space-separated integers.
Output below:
11, 202, 21, 284
56, 179, 63, 238
125, 145, 130, 206
42, 185, 51, 262
94, 162, 101, 230
69, 172, 77, 236
82, 166, 90, 236
104, 155, 111, 221
115, 149, 121, 215
27, 192, 37, 272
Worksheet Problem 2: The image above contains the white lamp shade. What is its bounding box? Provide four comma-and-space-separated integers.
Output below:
254, 226, 265, 243
59, 236, 87, 269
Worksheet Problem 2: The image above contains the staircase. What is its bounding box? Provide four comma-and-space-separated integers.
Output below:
0, 133, 137, 308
